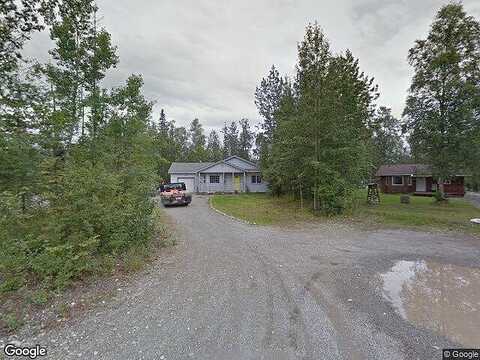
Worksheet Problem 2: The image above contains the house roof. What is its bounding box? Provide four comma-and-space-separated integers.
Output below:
168, 162, 215, 174
168, 156, 259, 174
375, 164, 432, 177
196, 159, 246, 173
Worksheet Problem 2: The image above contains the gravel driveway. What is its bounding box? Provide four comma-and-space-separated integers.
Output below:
466, 191, 480, 208
7, 195, 480, 359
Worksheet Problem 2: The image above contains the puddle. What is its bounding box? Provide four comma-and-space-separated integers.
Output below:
381, 260, 480, 346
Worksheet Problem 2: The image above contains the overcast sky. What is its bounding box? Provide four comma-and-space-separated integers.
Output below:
24, 0, 480, 134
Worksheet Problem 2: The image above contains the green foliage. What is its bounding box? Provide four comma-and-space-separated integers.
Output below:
369, 106, 408, 171
403, 3, 480, 182
206, 130, 223, 161
0, 1, 168, 294
238, 118, 254, 161
2, 312, 24, 332
433, 189, 448, 202
259, 23, 378, 214
212, 192, 480, 235
29, 289, 49, 306
187, 118, 207, 161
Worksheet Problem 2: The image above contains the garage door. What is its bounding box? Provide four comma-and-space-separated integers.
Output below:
177, 177, 195, 192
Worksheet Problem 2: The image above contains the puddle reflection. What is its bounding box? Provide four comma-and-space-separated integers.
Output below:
381, 260, 480, 346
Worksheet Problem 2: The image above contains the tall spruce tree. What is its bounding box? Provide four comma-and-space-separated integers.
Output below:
187, 118, 207, 161
254, 65, 285, 143
403, 3, 480, 196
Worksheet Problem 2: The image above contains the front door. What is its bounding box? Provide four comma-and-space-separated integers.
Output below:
234, 175, 241, 192
416, 177, 426, 192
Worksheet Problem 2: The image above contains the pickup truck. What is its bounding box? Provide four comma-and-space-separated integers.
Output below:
159, 182, 192, 206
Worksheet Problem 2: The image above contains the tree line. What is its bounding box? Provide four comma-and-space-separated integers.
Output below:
0, 0, 258, 292
254, 3, 480, 212
153, 110, 255, 181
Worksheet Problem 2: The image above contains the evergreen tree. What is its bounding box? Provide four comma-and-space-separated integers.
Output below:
206, 130, 223, 161
187, 118, 207, 161
238, 118, 254, 160
403, 3, 480, 195
222, 121, 239, 157
254, 65, 285, 143
157, 109, 170, 136
266, 23, 378, 213
172, 126, 189, 160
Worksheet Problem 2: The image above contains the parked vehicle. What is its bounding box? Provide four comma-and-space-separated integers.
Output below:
159, 182, 192, 206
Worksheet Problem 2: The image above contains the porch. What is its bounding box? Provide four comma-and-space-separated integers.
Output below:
197, 172, 248, 193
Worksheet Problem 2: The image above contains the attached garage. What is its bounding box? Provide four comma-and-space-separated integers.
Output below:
176, 177, 195, 192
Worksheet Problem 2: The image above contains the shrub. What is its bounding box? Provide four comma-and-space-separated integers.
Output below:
400, 195, 410, 204
434, 190, 448, 202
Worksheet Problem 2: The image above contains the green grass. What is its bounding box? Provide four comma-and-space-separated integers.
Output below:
354, 192, 480, 233
211, 192, 480, 234
210, 193, 315, 225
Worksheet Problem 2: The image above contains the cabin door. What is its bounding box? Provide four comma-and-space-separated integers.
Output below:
416, 177, 426, 192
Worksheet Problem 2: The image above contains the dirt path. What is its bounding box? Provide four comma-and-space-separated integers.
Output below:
4, 195, 480, 359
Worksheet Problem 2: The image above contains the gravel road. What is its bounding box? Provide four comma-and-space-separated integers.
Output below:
6, 195, 480, 359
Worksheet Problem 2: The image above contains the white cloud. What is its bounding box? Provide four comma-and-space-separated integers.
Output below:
22, 0, 480, 130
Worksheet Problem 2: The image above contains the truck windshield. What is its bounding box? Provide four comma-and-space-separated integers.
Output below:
162, 183, 185, 191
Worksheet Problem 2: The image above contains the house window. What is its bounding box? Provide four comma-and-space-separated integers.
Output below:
251, 175, 261, 184
444, 179, 452, 185
392, 176, 403, 185
209, 175, 220, 183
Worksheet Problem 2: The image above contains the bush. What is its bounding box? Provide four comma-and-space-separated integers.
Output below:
434, 190, 448, 202
316, 176, 354, 215
0, 156, 157, 290
400, 195, 410, 204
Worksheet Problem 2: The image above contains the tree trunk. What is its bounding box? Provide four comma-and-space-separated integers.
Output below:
438, 178, 445, 198
300, 185, 304, 210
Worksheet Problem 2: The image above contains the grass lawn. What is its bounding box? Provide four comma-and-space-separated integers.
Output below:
210, 193, 315, 225
210, 192, 480, 234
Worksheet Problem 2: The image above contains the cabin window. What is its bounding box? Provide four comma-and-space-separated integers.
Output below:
251, 175, 261, 184
392, 176, 403, 185
209, 175, 220, 183
444, 179, 452, 185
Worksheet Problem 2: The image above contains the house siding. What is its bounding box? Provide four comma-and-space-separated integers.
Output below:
378, 175, 465, 196
444, 177, 465, 196
378, 175, 414, 194
246, 172, 268, 192
168, 156, 269, 194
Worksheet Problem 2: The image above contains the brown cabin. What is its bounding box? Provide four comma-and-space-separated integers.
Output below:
375, 164, 465, 197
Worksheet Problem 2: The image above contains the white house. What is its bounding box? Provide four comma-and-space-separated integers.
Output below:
168, 156, 268, 193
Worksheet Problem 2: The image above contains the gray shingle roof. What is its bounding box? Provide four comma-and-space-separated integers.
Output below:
375, 164, 432, 176
168, 156, 260, 174
168, 162, 215, 174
